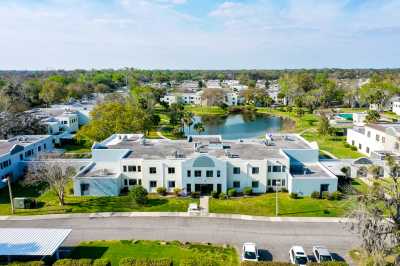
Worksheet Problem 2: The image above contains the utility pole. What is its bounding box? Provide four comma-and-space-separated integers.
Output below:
4, 176, 14, 214
275, 180, 281, 217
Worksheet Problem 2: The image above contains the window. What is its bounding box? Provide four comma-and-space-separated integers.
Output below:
358, 144, 362, 150
252, 167, 259, 174
80, 184, 89, 195
281, 179, 286, 186
233, 167, 240, 174
128, 166, 136, 172
137, 166, 141, 172
187, 170, 191, 177
168, 167, 175, 174
282, 166, 286, 172
352, 140, 355, 146
376, 134, 380, 141
252, 181, 259, 188
149, 167, 157, 174
382, 137, 386, 143
366, 147, 370, 153
367, 131, 371, 137
194, 170, 202, 177
124, 179, 128, 186
38, 146, 41, 152
272, 166, 281, 172
19, 154, 23, 160
233, 181, 240, 188
217, 170, 221, 177
138, 179, 142, 185
206, 170, 213, 177
129, 179, 137, 186
150, 181, 157, 188
123, 166, 127, 172
44, 144, 47, 149
267, 180, 271, 186
267, 165, 272, 172
186, 184, 191, 193
168, 181, 175, 188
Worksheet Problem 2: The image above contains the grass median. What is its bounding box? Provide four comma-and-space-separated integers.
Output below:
71, 240, 238, 266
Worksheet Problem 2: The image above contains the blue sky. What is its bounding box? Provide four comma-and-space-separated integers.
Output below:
0, 0, 399, 70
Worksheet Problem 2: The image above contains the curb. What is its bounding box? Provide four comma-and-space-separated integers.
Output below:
0, 212, 351, 223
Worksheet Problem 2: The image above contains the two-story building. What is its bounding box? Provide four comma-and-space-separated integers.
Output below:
73, 134, 337, 197
0, 135, 54, 188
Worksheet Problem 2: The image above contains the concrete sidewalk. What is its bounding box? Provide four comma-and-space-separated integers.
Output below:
0, 211, 351, 223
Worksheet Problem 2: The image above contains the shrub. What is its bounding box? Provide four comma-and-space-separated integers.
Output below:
241, 261, 292, 266
350, 146, 357, 151
308, 262, 349, 266
266, 187, 274, 193
310, 191, 320, 199
191, 192, 200, 198
9, 262, 45, 266
156, 187, 167, 196
281, 187, 288, 193
322, 191, 330, 200
211, 191, 219, 199
219, 192, 227, 200
53, 259, 92, 266
119, 257, 172, 266
289, 192, 298, 199
343, 142, 350, 148
330, 191, 343, 201
93, 259, 111, 266
129, 185, 148, 205
173, 188, 182, 196
227, 188, 237, 197
243, 187, 253, 196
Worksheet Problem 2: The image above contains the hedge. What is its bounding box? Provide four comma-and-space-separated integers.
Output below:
119, 257, 172, 266
8, 262, 45, 266
92, 259, 111, 266
241, 262, 291, 266
308, 262, 349, 266
53, 259, 93, 266
179, 258, 220, 266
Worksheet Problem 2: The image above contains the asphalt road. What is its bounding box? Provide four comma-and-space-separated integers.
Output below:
0, 216, 360, 263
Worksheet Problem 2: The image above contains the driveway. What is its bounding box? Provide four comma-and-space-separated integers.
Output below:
0, 216, 359, 263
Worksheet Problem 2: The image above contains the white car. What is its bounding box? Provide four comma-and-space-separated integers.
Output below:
289, 246, 308, 266
242, 242, 259, 262
312, 246, 333, 263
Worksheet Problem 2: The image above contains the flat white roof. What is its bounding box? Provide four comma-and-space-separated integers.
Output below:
0, 228, 71, 256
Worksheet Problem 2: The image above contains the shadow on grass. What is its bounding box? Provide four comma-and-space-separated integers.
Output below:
0, 182, 48, 204
70, 246, 109, 260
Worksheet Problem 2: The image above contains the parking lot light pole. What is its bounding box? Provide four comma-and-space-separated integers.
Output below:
275, 180, 281, 217
2, 176, 14, 214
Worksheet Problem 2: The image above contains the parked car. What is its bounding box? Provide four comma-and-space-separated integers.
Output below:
187, 203, 200, 213
242, 242, 259, 262
289, 246, 308, 266
312, 246, 333, 263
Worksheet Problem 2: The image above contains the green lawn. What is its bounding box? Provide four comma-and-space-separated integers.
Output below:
71, 240, 238, 266
210, 193, 356, 217
301, 132, 363, 159
0, 182, 197, 215
184, 105, 228, 115
256, 107, 319, 133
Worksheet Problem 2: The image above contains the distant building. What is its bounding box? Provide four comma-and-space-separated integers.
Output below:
0, 135, 54, 188
73, 133, 337, 197
206, 80, 222, 89
347, 123, 400, 157
161, 92, 203, 105
179, 80, 199, 92
393, 101, 400, 116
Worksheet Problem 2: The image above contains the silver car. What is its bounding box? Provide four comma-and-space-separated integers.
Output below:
312, 246, 333, 263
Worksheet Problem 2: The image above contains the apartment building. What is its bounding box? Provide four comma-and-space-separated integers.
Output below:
0, 135, 54, 188
73, 134, 337, 197
161, 92, 203, 105
206, 80, 222, 89
347, 123, 400, 157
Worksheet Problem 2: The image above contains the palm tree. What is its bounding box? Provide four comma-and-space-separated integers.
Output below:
193, 122, 205, 135
182, 111, 194, 135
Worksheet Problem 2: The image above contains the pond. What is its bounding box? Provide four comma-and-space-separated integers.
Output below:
184, 113, 293, 140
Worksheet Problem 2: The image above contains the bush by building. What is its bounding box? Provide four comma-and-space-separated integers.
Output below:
119, 257, 172, 266
310, 191, 320, 199
92, 259, 111, 266
173, 188, 182, 196
156, 187, 167, 196
190, 192, 200, 198
53, 259, 92, 266
129, 185, 148, 205
227, 188, 237, 197
218, 192, 227, 200
211, 191, 219, 199
8, 261, 45, 266
243, 187, 253, 196
321, 191, 330, 200
289, 192, 298, 199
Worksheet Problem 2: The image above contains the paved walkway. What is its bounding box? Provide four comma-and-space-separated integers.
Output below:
200, 196, 209, 214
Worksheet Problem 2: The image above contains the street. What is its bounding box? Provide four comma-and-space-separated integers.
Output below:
0, 216, 360, 262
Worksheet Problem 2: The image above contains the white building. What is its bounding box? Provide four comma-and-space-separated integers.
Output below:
0, 135, 54, 188
73, 134, 337, 197
393, 101, 400, 116
161, 92, 203, 105
347, 123, 400, 157
206, 80, 222, 89
222, 80, 240, 87
179, 81, 199, 92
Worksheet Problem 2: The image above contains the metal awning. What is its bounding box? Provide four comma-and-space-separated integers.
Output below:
0, 228, 71, 256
